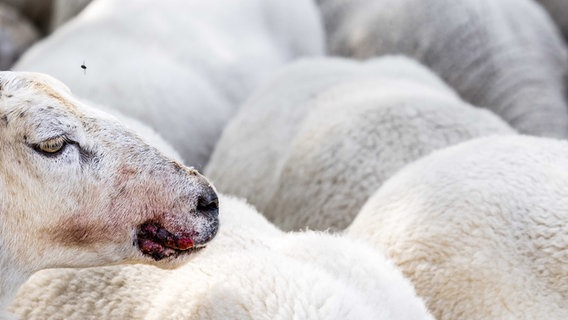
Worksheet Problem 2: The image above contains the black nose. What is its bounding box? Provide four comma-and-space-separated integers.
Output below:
196, 187, 219, 219
195, 186, 219, 245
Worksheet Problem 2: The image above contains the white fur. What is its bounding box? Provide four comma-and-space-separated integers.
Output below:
205, 56, 515, 231
317, 0, 568, 138
10, 195, 433, 320
14, 0, 325, 169
0, 71, 219, 316
85, 100, 183, 162
347, 135, 568, 319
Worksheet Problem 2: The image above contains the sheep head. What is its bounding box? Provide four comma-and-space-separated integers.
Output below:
0, 71, 219, 276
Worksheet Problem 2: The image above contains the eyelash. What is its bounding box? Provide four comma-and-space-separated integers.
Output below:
32, 136, 70, 157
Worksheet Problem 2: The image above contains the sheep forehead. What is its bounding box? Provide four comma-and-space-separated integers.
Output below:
0, 72, 76, 120
0, 72, 166, 168
0, 72, 127, 143
0, 71, 72, 102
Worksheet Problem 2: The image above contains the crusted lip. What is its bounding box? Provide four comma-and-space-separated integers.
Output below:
136, 222, 204, 261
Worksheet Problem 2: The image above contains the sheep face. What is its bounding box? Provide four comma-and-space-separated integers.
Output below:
0, 72, 219, 272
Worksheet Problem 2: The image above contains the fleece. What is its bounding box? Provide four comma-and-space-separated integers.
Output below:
348, 135, 568, 319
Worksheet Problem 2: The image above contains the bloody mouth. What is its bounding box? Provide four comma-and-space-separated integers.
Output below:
136, 221, 204, 260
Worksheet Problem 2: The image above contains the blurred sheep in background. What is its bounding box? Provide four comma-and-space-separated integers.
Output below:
206, 56, 515, 231
316, 0, 568, 138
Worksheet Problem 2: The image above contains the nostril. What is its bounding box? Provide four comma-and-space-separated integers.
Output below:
197, 189, 219, 215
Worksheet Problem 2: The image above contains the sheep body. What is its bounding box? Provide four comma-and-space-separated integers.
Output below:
14, 0, 325, 168
206, 56, 515, 231
317, 0, 568, 138
10, 195, 434, 320
86, 100, 183, 161
347, 135, 568, 319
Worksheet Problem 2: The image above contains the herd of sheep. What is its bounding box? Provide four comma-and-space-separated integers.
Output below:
1, 0, 567, 319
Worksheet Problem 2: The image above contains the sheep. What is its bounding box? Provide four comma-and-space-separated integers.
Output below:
205, 56, 515, 231
316, 0, 568, 138
0, 71, 220, 317
347, 135, 568, 319
85, 100, 183, 162
0, 2, 39, 70
537, 0, 568, 42
13, 0, 325, 169
10, 195, 434, 320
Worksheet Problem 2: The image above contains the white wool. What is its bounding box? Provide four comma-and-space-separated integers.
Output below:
14, 0, 325, 169
84, 99, 183, 162
347, 135, 568, 319
10, 195, 433, 320
317, 0, 568, 138
206, 56, 515, 231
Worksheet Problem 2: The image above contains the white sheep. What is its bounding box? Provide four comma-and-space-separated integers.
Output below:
10, 195, 434, 320
14, 0, 325, 169
0, 71, 219, 317
205, 56, 515, 231
316, 0, 568, 138
85, 100, 183, 162
347, 135, 568, 319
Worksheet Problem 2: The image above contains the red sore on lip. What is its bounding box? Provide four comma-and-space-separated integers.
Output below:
174, 237, 195, 250
136, 221, 197, 260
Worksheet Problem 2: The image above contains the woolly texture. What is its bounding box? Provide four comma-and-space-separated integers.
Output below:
10, 195, 433, 320
206, 56, 515, 231
317, 0, 568, 138
348, 135, 568, 319
85, 100, 183, 162
14, 0, 325, 168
